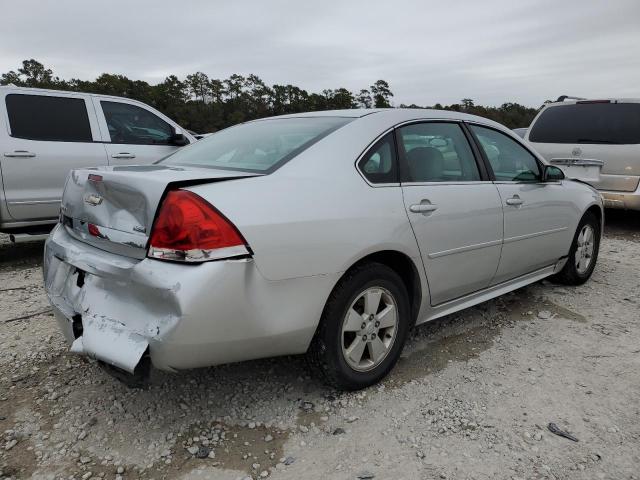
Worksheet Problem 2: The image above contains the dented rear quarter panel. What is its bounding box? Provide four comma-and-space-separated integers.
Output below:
45, 224, 339, 371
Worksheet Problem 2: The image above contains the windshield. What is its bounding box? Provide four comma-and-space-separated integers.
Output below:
529, 103, 640, 144
160, 117, 353, 173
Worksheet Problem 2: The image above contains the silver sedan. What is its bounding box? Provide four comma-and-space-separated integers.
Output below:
43, 109, 603, 390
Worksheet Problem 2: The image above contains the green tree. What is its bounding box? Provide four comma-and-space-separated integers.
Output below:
1, 59, 62, 88
332, 88, 356, 109
461, 98, 475, 110
356, 89, 372, 108
370, 80, 393, 108
224, 74, 245, 101
185, 72, 210, 103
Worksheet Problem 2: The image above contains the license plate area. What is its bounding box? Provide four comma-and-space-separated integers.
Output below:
550, 158, 603, 183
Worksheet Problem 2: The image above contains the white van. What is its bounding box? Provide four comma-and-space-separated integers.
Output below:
0, 86, 195, 238
526, 98, 640, 210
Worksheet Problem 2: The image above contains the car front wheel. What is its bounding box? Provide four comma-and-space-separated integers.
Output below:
551, 211, 601, 285
307, 262, 410, 390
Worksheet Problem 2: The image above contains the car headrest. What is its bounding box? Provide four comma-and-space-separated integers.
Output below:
406, 146, 445, 182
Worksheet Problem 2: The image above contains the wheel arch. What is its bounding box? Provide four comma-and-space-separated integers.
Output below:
585, 203, 604, 234
330, 250, 424, 326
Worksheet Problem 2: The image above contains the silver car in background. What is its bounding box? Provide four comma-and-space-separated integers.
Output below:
43, 109, 603, 390
512, 127, 528, 139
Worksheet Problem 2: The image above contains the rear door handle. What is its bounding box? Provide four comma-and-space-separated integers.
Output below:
409, 203, 438, 214
4, 150, 36, 158
506, 196, 523, 206
111, 153, 136, 159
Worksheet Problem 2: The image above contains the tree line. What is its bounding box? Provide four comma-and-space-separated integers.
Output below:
1, 59, 538, 133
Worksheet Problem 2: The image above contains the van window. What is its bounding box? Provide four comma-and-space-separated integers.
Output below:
101, 101, 174, 145
6, 94, 92, 142
529, 103, 640, 144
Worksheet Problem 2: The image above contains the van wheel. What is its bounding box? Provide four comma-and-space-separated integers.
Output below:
307, 262, 410, 390
551, 211, 600, 285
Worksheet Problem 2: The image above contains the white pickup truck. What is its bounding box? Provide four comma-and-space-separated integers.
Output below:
0, 86, 195, 240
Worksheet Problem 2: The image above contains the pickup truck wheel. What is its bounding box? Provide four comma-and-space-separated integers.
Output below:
307, 262, 410, 390
551, 211, 600, 285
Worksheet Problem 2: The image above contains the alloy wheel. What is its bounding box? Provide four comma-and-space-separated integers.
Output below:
340, 287, 398, 372
575, 224, 595, 274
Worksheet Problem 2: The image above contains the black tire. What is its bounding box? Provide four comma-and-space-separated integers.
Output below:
307, 262, 411, 390
551, 211, 601, 285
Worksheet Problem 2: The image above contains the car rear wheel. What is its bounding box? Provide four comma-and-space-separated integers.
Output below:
307, 262, 410, 390
551, 211, 600, 285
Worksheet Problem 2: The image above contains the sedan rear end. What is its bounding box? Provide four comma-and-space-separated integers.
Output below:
44, 116, 354, 380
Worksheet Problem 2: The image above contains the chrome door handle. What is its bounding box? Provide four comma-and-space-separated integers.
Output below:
111, 153, 136, 159
506, 196, 523, 206
4, 150, 36, 158
409, 203, 438, 213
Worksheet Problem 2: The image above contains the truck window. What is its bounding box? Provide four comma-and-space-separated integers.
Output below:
5, 94, 92, 142
101, 101, 174, 145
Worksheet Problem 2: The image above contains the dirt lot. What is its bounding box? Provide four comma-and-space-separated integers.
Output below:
1, 211, 639, 480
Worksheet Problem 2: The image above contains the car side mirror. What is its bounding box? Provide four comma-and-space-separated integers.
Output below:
543, 165, 565, 182
170, 127, 189, 146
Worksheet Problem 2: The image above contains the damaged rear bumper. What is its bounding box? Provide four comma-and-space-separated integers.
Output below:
43, 224, 333, 375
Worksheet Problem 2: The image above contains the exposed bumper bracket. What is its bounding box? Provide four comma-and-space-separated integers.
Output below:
69, 316, 149, 374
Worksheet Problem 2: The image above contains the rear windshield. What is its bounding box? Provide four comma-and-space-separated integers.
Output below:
160, 117, 353, 173
529, 103, 640, 144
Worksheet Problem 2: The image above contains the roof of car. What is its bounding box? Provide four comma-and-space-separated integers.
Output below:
0, 85, 156, 106
278, 108, 482, 121
273, 108, 507, 131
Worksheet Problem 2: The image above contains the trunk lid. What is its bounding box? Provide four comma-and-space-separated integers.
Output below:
60, 165, 259, 259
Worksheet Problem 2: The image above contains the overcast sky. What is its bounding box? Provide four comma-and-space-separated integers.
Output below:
2, 0, 639, 107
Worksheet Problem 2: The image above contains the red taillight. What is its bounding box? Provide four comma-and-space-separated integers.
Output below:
148, 190, 249, 262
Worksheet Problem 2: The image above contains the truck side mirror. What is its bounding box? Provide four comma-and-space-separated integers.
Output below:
170, 127, 189, 146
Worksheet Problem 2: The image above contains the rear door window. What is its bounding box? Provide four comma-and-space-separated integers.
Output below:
397, 122, 481, 182
6, 94, 92, 142
470, 125, 541, 182
358, 133, 398, 183
529, 103, 640, 144
101, 101, 174, 145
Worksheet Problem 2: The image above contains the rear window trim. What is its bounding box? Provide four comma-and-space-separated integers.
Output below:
159, 116, 354, 174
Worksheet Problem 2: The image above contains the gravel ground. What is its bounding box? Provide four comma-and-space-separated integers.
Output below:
0, 210, 639, 480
